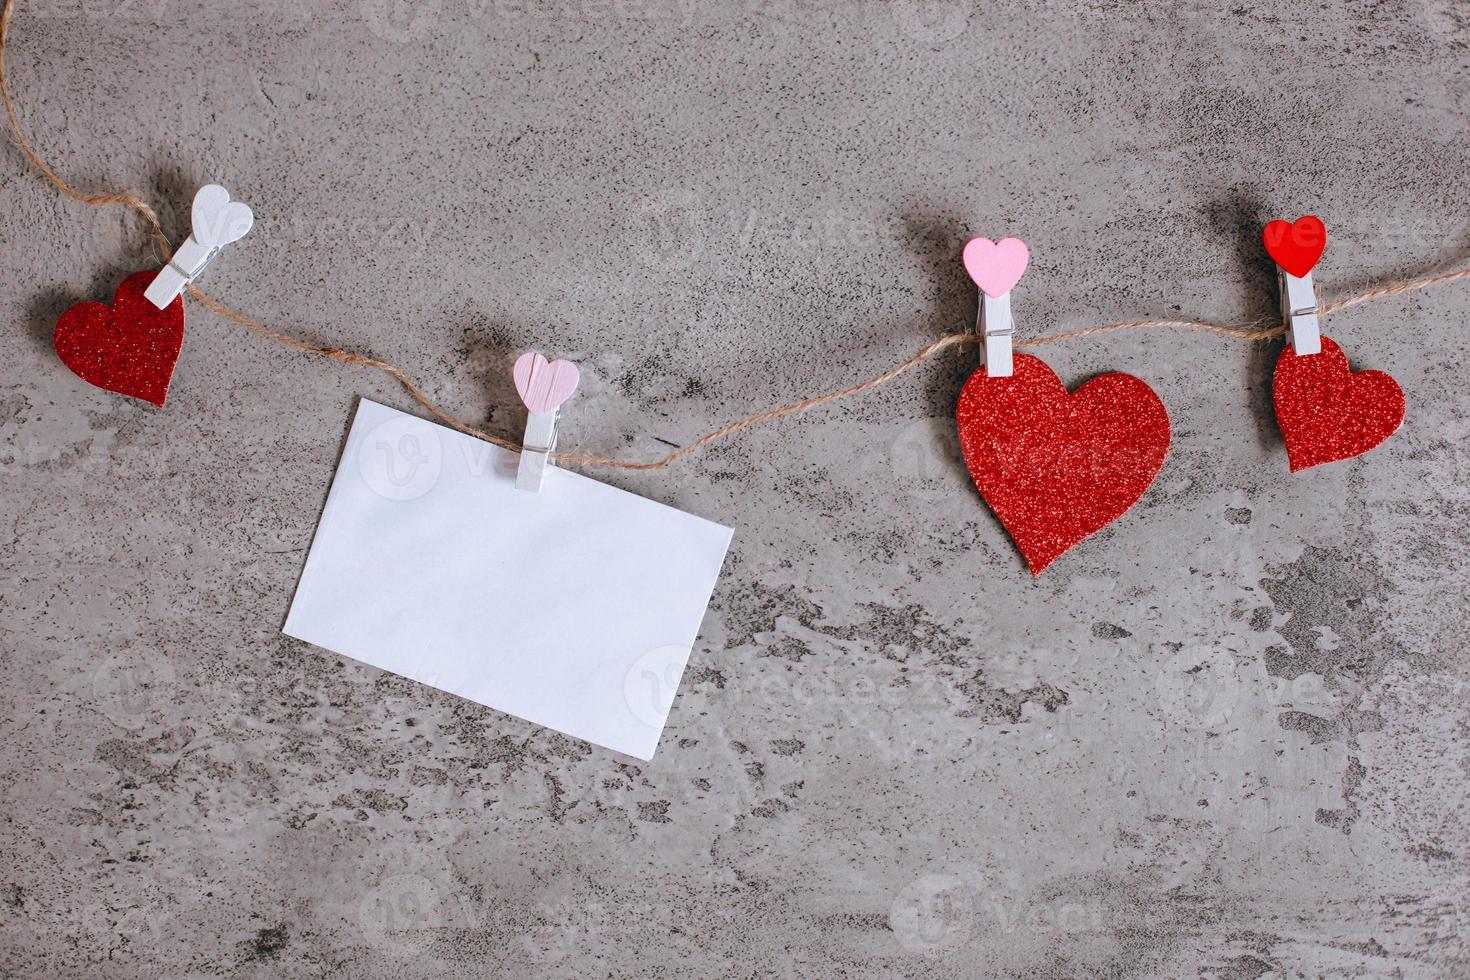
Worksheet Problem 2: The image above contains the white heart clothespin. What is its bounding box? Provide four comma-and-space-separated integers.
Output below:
144, 184, 254, 310
962, 237, 1029, 377
513, 351, 581, 492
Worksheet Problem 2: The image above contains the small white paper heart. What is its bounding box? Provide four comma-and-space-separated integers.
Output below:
191, 184, 254, 248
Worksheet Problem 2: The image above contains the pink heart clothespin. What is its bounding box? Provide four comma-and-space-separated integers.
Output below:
513, 351, 580, 492
962, 237, 1029, 377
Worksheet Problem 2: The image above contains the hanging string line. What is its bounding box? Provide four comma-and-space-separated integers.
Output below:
4, 0, 1468, 470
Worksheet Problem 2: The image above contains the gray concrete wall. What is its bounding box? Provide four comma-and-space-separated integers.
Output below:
2, 1, 1468, 976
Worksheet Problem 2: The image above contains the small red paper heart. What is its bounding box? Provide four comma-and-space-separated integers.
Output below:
956, 355, 1171, 575
1263, 215, 1326, 279
54, 271, 185, 407
1273, 335, 1404, 472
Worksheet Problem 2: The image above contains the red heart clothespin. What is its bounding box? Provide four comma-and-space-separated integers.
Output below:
1265, 216, 1405, 471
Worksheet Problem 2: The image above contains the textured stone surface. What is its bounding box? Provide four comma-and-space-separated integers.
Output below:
2, 1, 1469, 976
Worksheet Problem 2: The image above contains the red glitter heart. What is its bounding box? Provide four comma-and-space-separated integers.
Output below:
1263, 215, 1326, 279
956, 354, 1171, 575
54, 271, 185, 407
1273, 335, 1404, 472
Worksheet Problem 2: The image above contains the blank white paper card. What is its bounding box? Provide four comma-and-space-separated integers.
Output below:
283, 399, 733, 760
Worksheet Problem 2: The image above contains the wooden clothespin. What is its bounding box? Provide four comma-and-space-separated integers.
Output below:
513, 351, 581, 492
144, 184, 253, 310
962, 236, 1030, 377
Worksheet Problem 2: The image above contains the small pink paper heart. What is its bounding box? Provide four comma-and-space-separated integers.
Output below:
963, 237, 1030, 298
513, 351, 580, 415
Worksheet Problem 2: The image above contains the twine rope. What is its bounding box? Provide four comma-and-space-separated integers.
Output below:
5, 0, 1469, 471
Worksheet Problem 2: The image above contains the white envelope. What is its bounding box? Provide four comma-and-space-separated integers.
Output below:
284, 399, 733, 760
